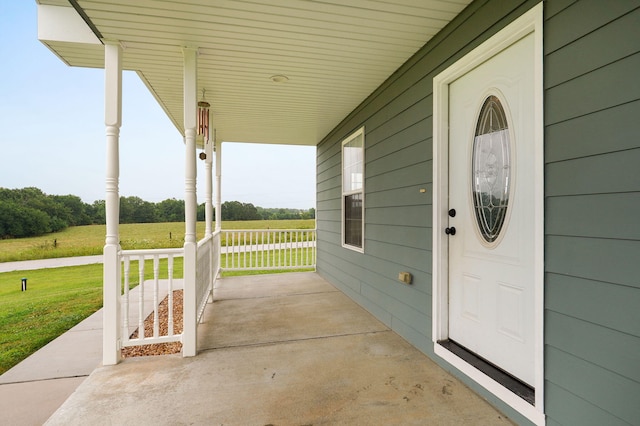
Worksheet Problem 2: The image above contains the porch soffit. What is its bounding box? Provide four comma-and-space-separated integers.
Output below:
37, 0, 472, 146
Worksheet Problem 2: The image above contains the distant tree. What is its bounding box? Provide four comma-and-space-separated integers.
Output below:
0, 187, 71, 236
53, 195, 91, 226
221, 201, 241, 221
120, 196, 158, 223
119, 196, 135, 224
4, 187, 70, 231
300, 207, 315, 220
197, 203, 205, 221
0, 201, 51, 238
156, 198, 184, 222
88, 200, 106, 224
0, 186, 314, 238
221, 201, 261, 221
255, 206, 315, 220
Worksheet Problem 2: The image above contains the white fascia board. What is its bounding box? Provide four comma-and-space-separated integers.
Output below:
37, 4, 100, 45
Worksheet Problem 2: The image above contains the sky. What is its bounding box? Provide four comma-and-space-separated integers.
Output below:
0, 2, 316, 209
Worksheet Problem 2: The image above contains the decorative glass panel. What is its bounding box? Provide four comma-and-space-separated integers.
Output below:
472, 96, 511, 243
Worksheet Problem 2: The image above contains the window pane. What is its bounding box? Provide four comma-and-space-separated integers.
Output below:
344, 193, 363, 248
343, 133, 363, 192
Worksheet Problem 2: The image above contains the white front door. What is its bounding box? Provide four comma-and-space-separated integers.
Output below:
447, 33, 536, 386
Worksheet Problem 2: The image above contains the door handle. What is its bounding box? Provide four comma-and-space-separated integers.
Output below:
445, 227, 456, 236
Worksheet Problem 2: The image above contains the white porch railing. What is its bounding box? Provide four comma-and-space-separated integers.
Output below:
121, 248, 184, 348
120, 232, 221, 351
118, 229, 310, 354
196, 231, 221, 323
221, 229, 316, 271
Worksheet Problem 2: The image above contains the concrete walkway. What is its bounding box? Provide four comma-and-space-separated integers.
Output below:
0, 308, 102, 425
0, 277, 179, 425
0, 256, 104, 425
42, 272, 514, 425
0, 255, 104, 273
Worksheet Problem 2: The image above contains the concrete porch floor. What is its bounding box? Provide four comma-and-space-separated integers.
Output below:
46, 272, 514, 425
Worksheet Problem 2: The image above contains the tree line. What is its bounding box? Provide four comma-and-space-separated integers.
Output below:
0, 187, 315, 239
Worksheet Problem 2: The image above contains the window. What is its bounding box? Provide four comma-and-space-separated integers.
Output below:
342, 127, 364, 251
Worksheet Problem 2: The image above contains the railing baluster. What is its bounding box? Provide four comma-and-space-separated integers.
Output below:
249, 231, 253, 269
224, 233, 228, 269
274, 231, 279, 267
309, 230, 312, 266
243, 231, 247, 269
168, 254, 174, 337
267, 231, 271, 268
280, 231, 284, 268
153, 256, 160, 338
280, 231, 284, 267
295, 231, 299, 267
261, 230, 265, 268
229, 232, 233, 269
138, 255, 145, 339
303, 231, 307, 266
233, 231, 238, 269
228, 232, 232, 268
309, 231, 312, 266
123, 256, 130, 338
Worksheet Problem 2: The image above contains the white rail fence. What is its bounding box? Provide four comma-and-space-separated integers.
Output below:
121, 248, 184, 348
118, 229, 310, 352
221, 229, 316, 271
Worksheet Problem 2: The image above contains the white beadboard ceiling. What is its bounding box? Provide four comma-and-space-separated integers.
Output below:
38, 0, 471, 146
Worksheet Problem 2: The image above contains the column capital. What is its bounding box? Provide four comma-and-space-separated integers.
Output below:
104, 42, 122, 127
103, 39, 123, 47
181, 46, 200, 55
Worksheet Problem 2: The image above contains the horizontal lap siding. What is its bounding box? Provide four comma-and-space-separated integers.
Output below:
316, 0, 538, 423
544, 1, 640, 425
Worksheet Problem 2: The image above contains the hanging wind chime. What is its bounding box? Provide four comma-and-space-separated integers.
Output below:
197, 89, 210, 160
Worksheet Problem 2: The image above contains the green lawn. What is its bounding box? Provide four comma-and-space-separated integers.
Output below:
0, 264, 103, 375
0, 220, 315, 262
0, 220, 314, 374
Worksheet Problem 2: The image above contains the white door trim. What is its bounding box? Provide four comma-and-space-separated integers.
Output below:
431, 4, 544, 425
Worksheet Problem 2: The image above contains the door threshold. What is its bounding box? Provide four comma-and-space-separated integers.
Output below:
438, 340, 534, 405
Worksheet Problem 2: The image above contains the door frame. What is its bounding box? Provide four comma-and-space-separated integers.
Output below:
431, 4, 544, 424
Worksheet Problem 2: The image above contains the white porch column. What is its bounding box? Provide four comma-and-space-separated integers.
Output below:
215, 139, 222, 231
205, 125, 214, 301
204, 126, 214, 237
103, 41, 122, 366
182, 47, 198, 357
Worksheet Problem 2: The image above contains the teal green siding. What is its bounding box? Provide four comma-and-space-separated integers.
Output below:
544, 1, 640, 424
317, 0, 540, 423
316, 0, 640, 424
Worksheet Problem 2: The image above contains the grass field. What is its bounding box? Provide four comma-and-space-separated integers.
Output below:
0, 219, 315, 262
0, 264, 103, 375
0, 219, 314, 374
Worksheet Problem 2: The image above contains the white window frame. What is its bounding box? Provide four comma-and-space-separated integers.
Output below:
341, 127, 365, 252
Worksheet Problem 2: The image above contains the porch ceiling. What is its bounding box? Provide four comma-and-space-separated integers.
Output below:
37, 0, 471, 146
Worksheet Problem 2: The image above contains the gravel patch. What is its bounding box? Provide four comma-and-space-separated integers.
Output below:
121, 290, 183, 358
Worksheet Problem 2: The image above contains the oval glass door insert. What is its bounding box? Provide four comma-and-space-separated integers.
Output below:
472, 95, 511, 243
